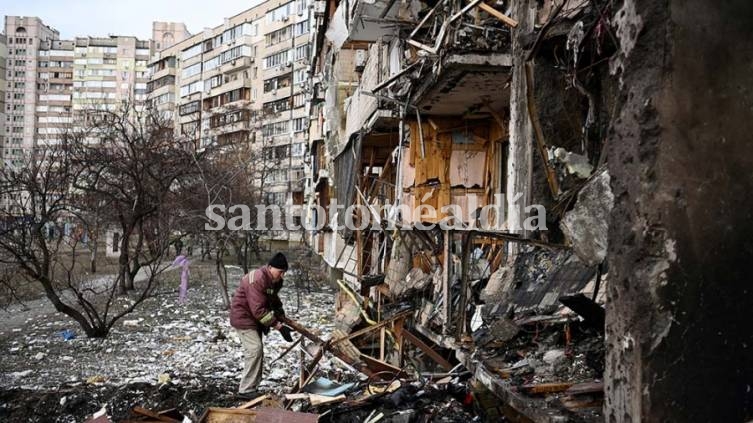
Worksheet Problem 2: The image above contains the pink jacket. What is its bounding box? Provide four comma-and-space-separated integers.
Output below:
229, 266, 284, 333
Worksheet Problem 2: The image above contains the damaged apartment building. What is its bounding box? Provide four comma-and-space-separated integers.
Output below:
302, 0, 753, 421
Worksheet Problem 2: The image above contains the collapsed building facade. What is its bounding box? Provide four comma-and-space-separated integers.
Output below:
302, 0, 753, 421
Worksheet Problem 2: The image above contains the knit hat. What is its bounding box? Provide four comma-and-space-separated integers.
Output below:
268, 252, 288, 271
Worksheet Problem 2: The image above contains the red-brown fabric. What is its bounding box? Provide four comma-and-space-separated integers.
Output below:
230, 265, 284, 332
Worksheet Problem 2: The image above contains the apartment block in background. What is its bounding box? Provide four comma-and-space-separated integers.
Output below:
3, 16, 170, 154
3, 16, 58, 166
147, 0, 312, 244
0, 34, 7, 168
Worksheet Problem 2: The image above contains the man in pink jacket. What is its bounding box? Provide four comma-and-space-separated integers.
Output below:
230, 252, 293, 397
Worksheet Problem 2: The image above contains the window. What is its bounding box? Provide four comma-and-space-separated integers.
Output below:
292, 142, 305, 157
266, 2, 294, 22
153, 92, 175, 105
204, 56, 220, 71
50, 49, 74, 57
295, 20, 310, 36
209, 109, 249, 128
181, 43, 202, 61
265, 192, 286, 206
266, 26, 292, 47
203, 88, 249, 108
181, 120, 199, 136
263, 97, 291, 115
204, 75, 222, 91
182, 62, 202, 79
293, 117, 307, 132
146, 75, 175, 92
220, 46, 252, 64
180, 81, 202, 97
223, 24, 244, 43
294, 69, 308, 84
264, 50, 291, 69
179, 100, 201, 115
293, 93, 305, 108
262, 120, 289, 137
295, 45, 310, 61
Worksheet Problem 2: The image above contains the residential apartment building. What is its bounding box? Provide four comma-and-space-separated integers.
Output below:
147, 1, 312, 242
3, 16, 58, 166
3, 16, 169, 158
0, 34, 7, 168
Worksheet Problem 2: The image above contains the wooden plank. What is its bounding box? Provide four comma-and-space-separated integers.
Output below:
524, 62, 560, 198
450, 0, 485, 22
401, 329, 453, 371
520, 382, 574, 395
561, 398, 603, 410
406, 38, 436, 55
282, 317, 375, 377
359, 353, 408, 378
477, 2, 519, 27
270, 336, 302, 365
565, 381, 604, 396
199, 407, 319, 423
331, 309, 413, 346
236, 394, 270, 410
309, 394, 346, 406
131, 407, 180, 422
410, 1, 440, 37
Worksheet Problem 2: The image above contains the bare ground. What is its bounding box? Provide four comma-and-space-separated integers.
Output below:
0, 264, 341, 422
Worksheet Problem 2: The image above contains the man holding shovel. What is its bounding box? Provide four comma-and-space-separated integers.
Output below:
230, 252, 294, 398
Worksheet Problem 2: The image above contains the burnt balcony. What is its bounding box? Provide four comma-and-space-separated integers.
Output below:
328, 0, 401, 47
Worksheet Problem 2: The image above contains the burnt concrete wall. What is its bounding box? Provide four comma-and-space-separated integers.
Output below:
605, 0, 753, 421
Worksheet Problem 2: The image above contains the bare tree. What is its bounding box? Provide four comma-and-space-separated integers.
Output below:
0, 100, 200, 337
69, 102, 193, 294
181, 110, 284, 309
0, 145, 170, 338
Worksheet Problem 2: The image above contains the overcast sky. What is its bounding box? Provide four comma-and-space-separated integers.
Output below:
2, 0, 264, 40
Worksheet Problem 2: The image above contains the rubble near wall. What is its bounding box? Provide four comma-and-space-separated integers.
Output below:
305, 0, 753, 421
604, 0, 753, 421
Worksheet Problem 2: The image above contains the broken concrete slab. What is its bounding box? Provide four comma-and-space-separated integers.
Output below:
553, 147, 593, 178
479, 264, 516, 304
560, 169, 614, 266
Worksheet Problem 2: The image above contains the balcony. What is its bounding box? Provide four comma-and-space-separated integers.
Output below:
151, 65, 176, 81
328, 0, 401, 48
206, 119, 251, 136
342, 40, 399, 160
217, 56, 255, 74
206, 75, 252, 98
412, 52, 512, 116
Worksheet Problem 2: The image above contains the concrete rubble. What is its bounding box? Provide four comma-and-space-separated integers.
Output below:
300, 0, 753, 419
297, 0, 624, 420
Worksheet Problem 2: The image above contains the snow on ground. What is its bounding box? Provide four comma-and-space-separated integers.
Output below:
0, 270, 341, 392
